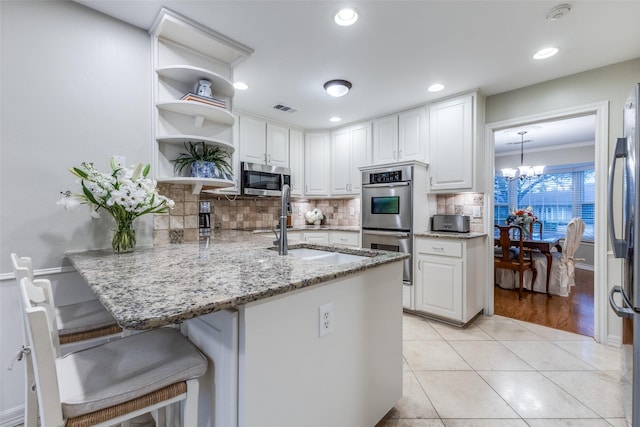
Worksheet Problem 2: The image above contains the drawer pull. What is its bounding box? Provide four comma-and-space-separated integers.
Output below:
432, 246, 445, 251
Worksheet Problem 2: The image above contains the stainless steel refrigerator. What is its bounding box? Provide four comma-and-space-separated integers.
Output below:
609, 82, 640, 427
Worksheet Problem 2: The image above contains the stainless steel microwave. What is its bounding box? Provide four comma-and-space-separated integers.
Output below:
240, 162, 291, 197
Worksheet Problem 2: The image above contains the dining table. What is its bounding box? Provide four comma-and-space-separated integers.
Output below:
494, 230, 563, 295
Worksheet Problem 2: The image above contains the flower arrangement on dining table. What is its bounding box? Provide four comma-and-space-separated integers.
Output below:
58, 157, 175, 253
505, 206, 538, 237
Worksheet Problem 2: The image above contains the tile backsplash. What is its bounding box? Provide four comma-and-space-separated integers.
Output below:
153, 184, 485, 244
435, 193, 485, 233
199, 194, 361, 230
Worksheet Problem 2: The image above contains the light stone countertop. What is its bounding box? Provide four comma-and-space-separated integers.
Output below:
66, 230, 407, 330
244, 225, 360, 234
413, 231, 487, 239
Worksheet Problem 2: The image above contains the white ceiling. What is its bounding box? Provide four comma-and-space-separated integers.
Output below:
494, 114, 596, 155
76, 0, 639, 145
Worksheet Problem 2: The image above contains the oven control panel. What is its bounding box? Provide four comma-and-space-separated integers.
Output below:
362, 164, 413, 185
370, 170, 403, 183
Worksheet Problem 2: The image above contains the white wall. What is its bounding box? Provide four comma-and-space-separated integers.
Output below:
0, 1, 151, 422
485, 58, 640, 345
0, 0, 152, 274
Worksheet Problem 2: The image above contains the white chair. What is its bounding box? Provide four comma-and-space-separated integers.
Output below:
19, 275, 207, 427
11, 253, 122, 352
11, 253, 125, 426
522, 217, 586, 296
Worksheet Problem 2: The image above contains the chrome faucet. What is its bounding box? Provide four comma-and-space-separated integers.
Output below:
273, 184, 290, 255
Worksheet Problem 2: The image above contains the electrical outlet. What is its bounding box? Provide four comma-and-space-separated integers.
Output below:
349, 207, 355, 216
113, 156, 126, 168
298, 207, 302, 216
472, 206, 482, 218
318, 303, 333, 337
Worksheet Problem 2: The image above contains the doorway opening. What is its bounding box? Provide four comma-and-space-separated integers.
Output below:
494, 116, 595, 336
485, 101, 609, 343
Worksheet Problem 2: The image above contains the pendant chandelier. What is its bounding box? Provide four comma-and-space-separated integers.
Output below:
501, 131, 545, 181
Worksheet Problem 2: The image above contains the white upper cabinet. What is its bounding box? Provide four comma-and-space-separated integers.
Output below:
372, 107, 427, 165
304, 132, 330, 196
398, 107, 428, 162
331, 122, 371, 195
428, 92, 484, 192
150, 9, 252, 194
331, 128, 351, 194
266, 123, 289, 167
372, 114, 398, 164
239, 115, 267, 164
239, 115, 289, 168
289, 128, 304, 196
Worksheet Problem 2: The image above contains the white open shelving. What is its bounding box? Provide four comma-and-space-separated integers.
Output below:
150, 8, 252, 194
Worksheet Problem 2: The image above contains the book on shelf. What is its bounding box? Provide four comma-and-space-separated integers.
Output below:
181, 92, 226, 108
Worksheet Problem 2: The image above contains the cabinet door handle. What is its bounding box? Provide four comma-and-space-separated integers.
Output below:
418, 260, 422, 270
398, 149, 402, 159
393, 150, 397, 160
264, 153, 267, 163
268, 153, 272, 163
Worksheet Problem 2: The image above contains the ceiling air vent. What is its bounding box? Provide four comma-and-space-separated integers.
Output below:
272, 103, 299, 113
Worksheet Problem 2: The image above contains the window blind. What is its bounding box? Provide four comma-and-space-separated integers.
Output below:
494, 162, 595, 240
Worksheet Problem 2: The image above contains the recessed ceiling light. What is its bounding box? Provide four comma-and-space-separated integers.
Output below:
324, 79, 352, 97
427, 83, 445, 92
233, 82, 248, 90
334, 8, 358, 26
330, 117, 342, 122
533, 47, 559, 59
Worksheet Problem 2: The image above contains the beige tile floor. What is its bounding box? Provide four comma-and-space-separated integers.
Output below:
376, 313, 629, 427
22, 313, 628, 427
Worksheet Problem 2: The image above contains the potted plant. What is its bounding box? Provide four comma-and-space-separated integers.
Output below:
173, 141, 233, 179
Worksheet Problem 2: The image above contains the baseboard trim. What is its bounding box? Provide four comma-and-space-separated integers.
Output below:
1, 405, 23, 427
607, 334, 622, 348
576, 262, 594, 271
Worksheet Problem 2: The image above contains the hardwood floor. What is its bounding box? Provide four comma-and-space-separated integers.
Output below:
494, 267, 594, 337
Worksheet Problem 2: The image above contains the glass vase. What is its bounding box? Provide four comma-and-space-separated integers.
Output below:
112, 219, 136, 253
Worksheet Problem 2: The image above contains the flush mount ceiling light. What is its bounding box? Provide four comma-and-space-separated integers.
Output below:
546, 4, 572, 21
233, 82, 248, 90
329, 116, 342, 122
334, 8, 358, 26
427, 83, 445, 92
324, 79, 352, 97
533, 47, 559, 59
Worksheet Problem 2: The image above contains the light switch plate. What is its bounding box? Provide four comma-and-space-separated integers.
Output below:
472, 206, 481, 218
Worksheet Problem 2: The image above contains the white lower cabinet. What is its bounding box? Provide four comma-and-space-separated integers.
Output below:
303, 231, 329, 244
329, 231, 360, 247
413, 236, 485, 325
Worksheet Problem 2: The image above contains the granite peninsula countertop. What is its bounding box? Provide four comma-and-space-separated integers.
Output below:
66, 232, 408, 330
413, 231, 487, 239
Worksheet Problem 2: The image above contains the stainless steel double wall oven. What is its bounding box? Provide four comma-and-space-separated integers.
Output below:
361, 164, 414, 285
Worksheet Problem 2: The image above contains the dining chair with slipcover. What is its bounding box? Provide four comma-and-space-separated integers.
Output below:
522, 217, 586, 297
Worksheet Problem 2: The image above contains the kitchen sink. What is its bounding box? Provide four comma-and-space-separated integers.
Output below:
287, 248, 368, 265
